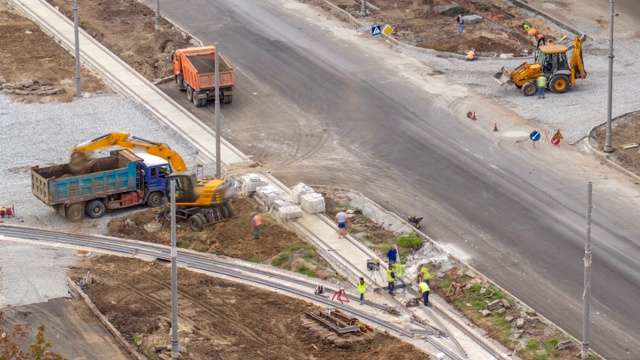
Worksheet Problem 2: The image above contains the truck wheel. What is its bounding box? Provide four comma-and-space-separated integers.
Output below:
220, 204, 230, 219
146, 192, 163, 207
198, 98, 207, 107
224, 203, 234, 218
163, 206, 172, 221
550, 75, 569, 93
85, 200, 106, 218
176, 75, 186, 91
521, 82, 537, 96
223, 94, 232, 104
193, 93, 205, 107
68, 203, 86, 222
187, 86, 193, 101
189, 214, 205, 232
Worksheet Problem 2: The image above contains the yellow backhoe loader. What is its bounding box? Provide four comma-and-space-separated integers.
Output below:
70, 132, 234, 231
494, 37, 587, 96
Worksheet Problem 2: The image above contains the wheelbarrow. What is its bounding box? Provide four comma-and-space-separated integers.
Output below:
407, 216, 423, 229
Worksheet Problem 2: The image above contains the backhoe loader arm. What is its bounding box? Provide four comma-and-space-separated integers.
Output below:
71, 132, 189, 172
570, 37, 587, 79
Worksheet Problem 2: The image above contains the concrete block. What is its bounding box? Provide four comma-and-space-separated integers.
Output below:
486, 299, 503, 311
511, 330, 524, 339
505, 315, 514, 323
501, 298, 511, 309
301, 193, 325, 214
493, 308, 506, 315
237, 174, 268, 196
557, 340, 574, 351
277, 205, 304, 221
20, 79, 34, 88
255, 185, 282, 206
464, 14, 484, 24
291, 182, 314, 204
527, 316, 539, 324
481, 309, 491, 317
516, 318, 524, 328
499, 53, 515, 58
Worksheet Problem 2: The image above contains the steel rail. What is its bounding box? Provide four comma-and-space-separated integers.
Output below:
421, 304, 467, 358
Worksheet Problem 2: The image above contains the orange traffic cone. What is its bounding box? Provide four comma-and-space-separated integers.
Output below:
471, 112, 477, 120
493, 123, 498, 131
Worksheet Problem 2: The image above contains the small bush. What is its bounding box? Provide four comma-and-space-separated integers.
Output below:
248, 257, 262, 263
288, 244, 302, 252
176, 240, 190, 249
271, 254, 290, 267
396, 232, 423, 249
297, 265, 318, 278
470, 283, 483, 292
527, 340, 539, 350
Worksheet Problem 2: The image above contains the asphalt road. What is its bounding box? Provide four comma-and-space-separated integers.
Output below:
149, 0, 640, 357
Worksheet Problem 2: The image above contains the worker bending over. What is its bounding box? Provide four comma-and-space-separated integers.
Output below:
466, 50, 477, 61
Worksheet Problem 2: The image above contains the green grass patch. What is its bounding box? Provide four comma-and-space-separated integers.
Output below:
533, 355, 548, 360
288, 244, 302, 252
132, 333, 142, 346
297, 265, 318, 278
396, 232, 423, 250
141, 347, 160, 360
176, 240, 190, 249
271, 254, 290, 267
527, 340, 539, 350
438, 278, 451, 290
248, 257, 262, 263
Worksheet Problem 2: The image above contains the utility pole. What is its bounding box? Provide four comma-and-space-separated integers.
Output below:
214, 42, 221, 179
603, 0, 615, 153
155, 0, 161, 30
73, 0, 81, 97
581, 182, 593, 359
170, 180, 179, 359
360, 0, 367, 16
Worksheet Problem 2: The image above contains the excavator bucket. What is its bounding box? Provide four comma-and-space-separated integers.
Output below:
493, 67, 513, 86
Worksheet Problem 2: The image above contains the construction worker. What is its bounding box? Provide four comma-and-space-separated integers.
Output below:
527, 27, 537, 38
387, 244, 398, 264
357, 277, 367, 304
537, 74, 547, 99
417, 265, 432, 287
419, 280, 431, 307
466, 49, 477, 61
536, 33, 546, 48
523, 24, 531, 33
251, 212, 262, 239
387, 266, 396, 295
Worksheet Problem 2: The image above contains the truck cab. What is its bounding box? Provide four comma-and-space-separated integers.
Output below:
134, 152, 172, 207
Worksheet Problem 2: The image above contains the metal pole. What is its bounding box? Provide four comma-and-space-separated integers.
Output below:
155, 0, 161, 30
214, 42, 221, 178
360, 0, 367, 16
170, 180, 179, 358
73, 0, 81, 97
603, 0, 615, 153
581, 182, 593, 359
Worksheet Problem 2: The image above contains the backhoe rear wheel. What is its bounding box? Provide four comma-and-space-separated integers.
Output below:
521, 82, 537, 96
220, 204, 230, 219
224, 203, 234, 218
550, 75, 569, 93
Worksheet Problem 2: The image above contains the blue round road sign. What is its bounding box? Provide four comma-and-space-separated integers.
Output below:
530, 130, 541, 142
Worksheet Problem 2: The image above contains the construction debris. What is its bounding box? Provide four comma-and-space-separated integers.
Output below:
305, 309, 361, 335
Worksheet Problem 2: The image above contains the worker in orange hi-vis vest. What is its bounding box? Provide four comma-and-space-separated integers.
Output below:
251, 212, 262, 239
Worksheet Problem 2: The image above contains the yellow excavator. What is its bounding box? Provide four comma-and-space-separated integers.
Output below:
70, 132, 235, 231
494, 37, 587, 96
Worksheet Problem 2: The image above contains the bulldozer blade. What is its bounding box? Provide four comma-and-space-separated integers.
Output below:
493, 67, 513, 86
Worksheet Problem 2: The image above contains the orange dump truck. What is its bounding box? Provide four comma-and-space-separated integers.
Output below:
172, 46, 234, 107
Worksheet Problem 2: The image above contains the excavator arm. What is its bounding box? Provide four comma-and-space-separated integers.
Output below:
71, 132, 189, 172
570, 37, 587, 79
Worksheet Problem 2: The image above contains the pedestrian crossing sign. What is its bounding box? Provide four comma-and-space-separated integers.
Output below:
371, 25, 382, 36
383, 25, 393, 36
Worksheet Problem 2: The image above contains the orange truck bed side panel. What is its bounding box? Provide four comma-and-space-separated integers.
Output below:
174, 46, 234, 92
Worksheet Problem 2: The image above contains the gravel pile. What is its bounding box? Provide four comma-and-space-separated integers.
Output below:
409, 37, 640, 142
0, 94, 206, 235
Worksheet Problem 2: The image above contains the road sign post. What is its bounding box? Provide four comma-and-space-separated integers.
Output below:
530, 130, 541, 148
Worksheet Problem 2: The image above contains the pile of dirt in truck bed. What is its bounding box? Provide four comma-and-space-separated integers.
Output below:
71, 255, 429, 359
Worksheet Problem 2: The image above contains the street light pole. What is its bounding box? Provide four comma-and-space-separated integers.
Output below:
360, 0, 367, 16
170, 180, 179, 359
73, 0, 81, 97
603, 0, 615, 153
214, 42, 221, 179
581, 182, 593, 359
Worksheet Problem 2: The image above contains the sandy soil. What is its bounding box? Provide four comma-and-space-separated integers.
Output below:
70, 255, 427, 359
592, 112, 640, 177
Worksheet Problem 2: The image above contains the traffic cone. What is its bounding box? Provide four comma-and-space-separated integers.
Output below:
471, 112, 477, 120
493, 123, 498, 131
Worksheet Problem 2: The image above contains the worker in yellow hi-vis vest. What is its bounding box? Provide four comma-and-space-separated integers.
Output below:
419, 281, 430, 307
357, 277, 367, 304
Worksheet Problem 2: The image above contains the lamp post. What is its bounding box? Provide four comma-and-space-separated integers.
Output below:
360, 0, 367, 16
215, 42, 221, 179
603, 0, 615, 153
155, 0, 161, 30
581, 182, 593, 359
170, 180, 179, 358
73, 0, 81, 97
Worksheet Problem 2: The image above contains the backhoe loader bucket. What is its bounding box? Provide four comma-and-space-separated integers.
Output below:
493, 67, 513, 86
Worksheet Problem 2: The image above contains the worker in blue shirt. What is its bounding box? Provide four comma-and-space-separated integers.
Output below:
387, 244, 398, 265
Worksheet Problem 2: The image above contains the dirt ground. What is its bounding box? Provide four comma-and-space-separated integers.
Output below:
70, 255, 427, 359
592, 112, 640, 177
0, 1, 104, 103
323, 0, 565, 56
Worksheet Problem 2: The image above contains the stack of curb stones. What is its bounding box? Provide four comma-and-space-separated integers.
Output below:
0, 77, 65, 96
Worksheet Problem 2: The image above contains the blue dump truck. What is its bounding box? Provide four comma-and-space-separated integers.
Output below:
31, 149, 171, 222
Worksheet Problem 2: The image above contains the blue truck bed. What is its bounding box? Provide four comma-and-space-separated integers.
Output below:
31, 150, 141, 206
